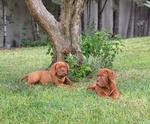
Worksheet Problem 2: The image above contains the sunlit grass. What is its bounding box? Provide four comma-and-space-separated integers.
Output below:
0, 37, 150, 124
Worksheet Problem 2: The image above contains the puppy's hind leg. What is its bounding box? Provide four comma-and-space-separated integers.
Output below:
26, 81, 35, 86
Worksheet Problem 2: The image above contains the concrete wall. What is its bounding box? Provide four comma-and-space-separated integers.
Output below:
0, 0, 45, 47
6, 1, 32, 46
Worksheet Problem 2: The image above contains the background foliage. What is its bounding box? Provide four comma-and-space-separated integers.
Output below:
21, 36, 49, 47
81, 30, 124, 68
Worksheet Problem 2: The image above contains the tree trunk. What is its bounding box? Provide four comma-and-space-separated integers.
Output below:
2, 0, 6, 47
86, 0, 91, 28
25, 0, 85, 65
112, 0, 119, 37
98, 0, 108, 30
81, 12, 85, 32
146, 9, 150, 35
97, 0, 102, 30
133, 4, 139, 37
126, 1, 134, 38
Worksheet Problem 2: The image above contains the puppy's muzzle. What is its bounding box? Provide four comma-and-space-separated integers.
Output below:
96, 79, 106, 87
61, 70, 67, 77
61, 73, 67, 76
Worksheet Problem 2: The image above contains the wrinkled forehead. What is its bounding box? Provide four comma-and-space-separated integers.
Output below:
55, 63, 66, 69
98, 70, 108, 77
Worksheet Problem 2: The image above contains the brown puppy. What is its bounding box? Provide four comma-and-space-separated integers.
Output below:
87, 68, 120, 100
19, 61, 74, 88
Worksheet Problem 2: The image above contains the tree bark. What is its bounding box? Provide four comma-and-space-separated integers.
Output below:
25, 0, 85, 65
112, 0, 119, 37
86, 0, 91, 28
146, 9, 150, 35
98, 0, 108, 30
97, 0, 102, 30
2, 0, 6, 47
133, 4, 139, 37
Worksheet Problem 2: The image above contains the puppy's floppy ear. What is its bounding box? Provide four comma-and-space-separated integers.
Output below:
50, 63, 57, 76
108, 69, 116, 81
64, 62, 70, 72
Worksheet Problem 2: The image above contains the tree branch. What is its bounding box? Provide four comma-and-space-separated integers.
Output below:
25, 0, 61, 42
71, 0, 86, 39
100, 0, 108, 14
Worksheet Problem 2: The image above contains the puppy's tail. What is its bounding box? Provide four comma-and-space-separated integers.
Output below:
19, 75, 28, 83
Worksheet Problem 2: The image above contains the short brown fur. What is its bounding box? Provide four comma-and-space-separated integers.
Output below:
87, 68, 120, 100
19, 62, 74, 88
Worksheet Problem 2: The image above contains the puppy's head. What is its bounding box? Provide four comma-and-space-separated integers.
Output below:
50, 61, 69, 77
96, 68, 116, 87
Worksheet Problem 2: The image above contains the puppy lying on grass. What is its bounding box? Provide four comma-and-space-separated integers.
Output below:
19, 61, 74, 88
87, 68, 120, 100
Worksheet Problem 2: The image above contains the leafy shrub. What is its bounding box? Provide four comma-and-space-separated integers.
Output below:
65, 55, 92, 81
80, 30, 124, 68
21, 39, 31, 47
46, 42, 54, 58
21, 36, 49, 47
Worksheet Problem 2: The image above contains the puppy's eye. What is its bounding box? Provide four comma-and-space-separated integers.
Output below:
102, 76, 106, 78
56, 67, 60, 70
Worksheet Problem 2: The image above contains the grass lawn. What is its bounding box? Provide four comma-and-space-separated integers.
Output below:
0, 37, 150, 124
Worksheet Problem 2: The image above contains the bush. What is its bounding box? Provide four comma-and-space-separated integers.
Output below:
65, 55, 92, 82
21, 36, 49, 47
80, 30, 124, 68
